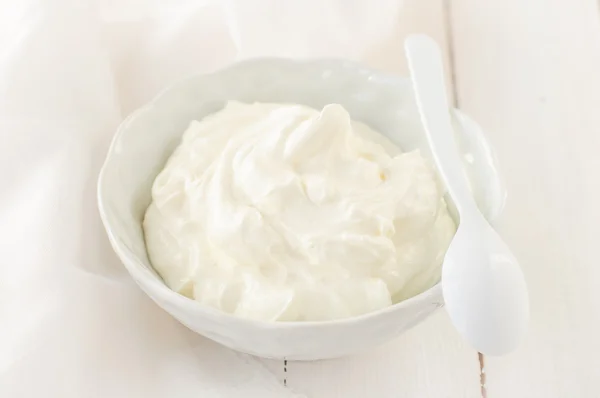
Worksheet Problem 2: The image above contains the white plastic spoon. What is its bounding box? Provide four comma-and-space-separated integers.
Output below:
404, 34, 529, 356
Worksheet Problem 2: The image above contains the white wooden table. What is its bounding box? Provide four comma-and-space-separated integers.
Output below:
258, 0, 600, 396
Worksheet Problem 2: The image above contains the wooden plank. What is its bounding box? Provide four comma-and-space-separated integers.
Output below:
271, 1, 482, 396
362, 0, 454, 98
287, 312, 481, 398
450, 0, 600, 396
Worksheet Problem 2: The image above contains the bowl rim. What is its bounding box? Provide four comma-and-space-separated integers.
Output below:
97, 56, 504, 329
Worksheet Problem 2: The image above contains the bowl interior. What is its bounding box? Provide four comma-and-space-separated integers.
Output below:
98, 58, 505, 304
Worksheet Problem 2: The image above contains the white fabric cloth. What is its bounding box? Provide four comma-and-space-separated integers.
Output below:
0, 0, 402, 396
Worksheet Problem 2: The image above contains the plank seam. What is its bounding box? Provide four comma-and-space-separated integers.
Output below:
442, 1, 485, 397
443, 0, 460, 107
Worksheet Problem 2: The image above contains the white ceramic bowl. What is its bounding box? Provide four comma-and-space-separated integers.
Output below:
98, 58, 505, 360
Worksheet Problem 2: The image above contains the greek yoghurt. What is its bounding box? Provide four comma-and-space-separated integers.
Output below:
143, 101, 456, 321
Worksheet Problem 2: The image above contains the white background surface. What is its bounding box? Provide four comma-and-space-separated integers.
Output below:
1, 0, 598, 397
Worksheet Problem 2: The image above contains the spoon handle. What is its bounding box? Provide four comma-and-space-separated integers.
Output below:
405, 34, 477, 212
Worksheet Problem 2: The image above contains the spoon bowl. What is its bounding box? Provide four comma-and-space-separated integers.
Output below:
443, 213, 529, 355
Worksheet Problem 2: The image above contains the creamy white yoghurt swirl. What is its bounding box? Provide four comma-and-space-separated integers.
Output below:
143, 101, 456, 321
